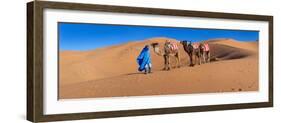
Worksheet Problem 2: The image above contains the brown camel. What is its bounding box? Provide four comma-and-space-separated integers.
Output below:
201, 42, 211, 63
180, 41, 205, 66
180, 41, 194, 66
151, 41, 181, 70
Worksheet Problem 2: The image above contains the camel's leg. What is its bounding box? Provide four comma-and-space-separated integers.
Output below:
205, 51, 208, 63
174, 54, 178, 68
201, 53, 204, 64
206, 53, 208, 63
204, 51, 208, 63
178, 54, 181, 68
204, 52, 207, 63
189, 54, 192, 66
176, 52, 180, 68
196, 52, 200, 65
208, 51, 211, 62
164, 55, 170, 70
165, 55, 170, 70
207, 51, 211, 62
194, 56, 196, 65
167, 56, 171, 70
190, 53, 195, 66
206, 52, 209, 63
199, 52, 202, 65
189, 53, 193, 66
202, 52, 206, 64
188, 54, 191, 66
197, 56, 200, 65
163, 55, 167, 70
189, 55, 191, 66
199, 52, 201, 64
198, 51, 202, 65
165, 55, 167, 70
194, 52, 197, 65
194, 54, 197, 65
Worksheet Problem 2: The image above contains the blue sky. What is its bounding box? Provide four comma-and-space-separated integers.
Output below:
59, 22, 259, 51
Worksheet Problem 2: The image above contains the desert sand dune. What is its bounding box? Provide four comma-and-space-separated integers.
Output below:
59, 38, 258, 99
206, 38, 258, 51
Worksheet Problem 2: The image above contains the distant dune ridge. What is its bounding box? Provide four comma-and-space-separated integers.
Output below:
59, 37, 258, 99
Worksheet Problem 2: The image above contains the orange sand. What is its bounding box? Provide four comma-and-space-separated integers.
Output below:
59, 38, 258, 99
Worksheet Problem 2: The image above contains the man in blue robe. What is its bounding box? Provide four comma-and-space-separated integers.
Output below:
137, 45, 152, 74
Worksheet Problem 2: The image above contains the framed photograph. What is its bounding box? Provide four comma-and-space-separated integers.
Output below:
27, 1, 273, 122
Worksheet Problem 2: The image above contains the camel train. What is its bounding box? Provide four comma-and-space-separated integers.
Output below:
180, 40, 210, 66
150, 40, 210, 70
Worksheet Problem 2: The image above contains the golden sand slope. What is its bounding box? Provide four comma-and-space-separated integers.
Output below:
59, 38, 258, 99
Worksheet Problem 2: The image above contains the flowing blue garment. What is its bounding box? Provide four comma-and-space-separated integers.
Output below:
137, 46, 151, 71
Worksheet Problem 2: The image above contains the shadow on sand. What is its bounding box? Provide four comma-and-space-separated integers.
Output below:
125, 72, 146, 76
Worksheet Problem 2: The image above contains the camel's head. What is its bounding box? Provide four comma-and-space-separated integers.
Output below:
180, 40, 189, 46
151, 43, 159, 48
150, 43, 162, 56
199, 43, 205, 50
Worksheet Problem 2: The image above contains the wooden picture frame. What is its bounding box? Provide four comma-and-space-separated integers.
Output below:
27, 1, 273, 122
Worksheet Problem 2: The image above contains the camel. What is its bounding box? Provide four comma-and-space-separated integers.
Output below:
180, 41, 194, 66
194, 42, 204, 65
151, 41, 181, 70
201, 43, 211, 63
196, 42, 211, 64
180, 41, 205, 66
